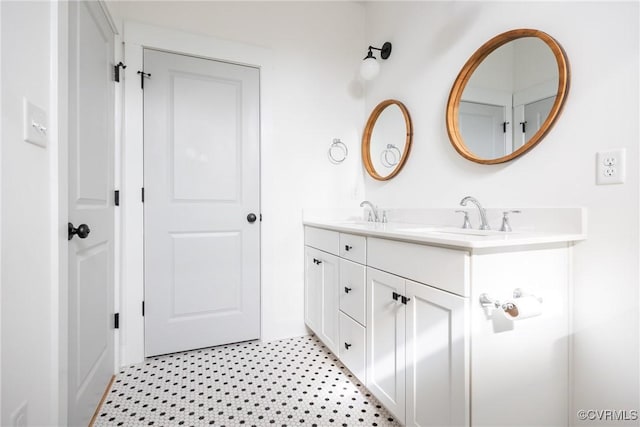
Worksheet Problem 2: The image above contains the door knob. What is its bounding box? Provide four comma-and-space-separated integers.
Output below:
247, 213, 257, 223
68, 222, 90, 240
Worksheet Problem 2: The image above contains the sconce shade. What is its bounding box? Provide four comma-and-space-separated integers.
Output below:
359, 42, 392, 81
360, 57, 380, 80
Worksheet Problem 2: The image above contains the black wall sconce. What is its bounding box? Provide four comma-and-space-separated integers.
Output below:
360, 42, 392, 80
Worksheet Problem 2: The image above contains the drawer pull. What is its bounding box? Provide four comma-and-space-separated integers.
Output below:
345, 245, 353, 251
392, 292, 400, 301
344, 287, 352, 294
402, 296, 411, 305
344, 342, 352, 350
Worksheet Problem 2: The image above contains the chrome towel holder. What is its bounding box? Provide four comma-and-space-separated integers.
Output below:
329, 138, 348, 163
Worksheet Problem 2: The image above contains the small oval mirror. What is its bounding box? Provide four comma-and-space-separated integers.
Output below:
362, 100, 413, 180
446, 29, 570, 164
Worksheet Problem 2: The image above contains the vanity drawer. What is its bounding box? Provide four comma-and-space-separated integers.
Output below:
339, 311, 366, 383
339, 258, 366, 326
368, 237, 470, 297
305, 226, 339, 255
340, 233, 366, 264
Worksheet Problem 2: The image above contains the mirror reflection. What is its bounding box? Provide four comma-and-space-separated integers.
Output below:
362, 100, 413, 181
460, 37, 558, 158
446, 29, 570, 164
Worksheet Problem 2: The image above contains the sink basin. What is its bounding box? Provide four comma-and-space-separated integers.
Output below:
396, 226, 503, 237
430, 228, 502, 237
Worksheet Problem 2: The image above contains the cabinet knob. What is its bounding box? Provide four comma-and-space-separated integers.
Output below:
402, 296, 411, 305
313, 258, 322, 265
344, 287, 352, 294
392, 292, 400, 301
344, 343, 352, 350
344, 245, 353, 251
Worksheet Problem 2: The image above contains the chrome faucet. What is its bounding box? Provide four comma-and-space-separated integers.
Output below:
360, 200, 380, 222
459, 196, 490, 230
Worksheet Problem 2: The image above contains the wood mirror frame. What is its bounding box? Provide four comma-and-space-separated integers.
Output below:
362, 99, 413, 180
446, 29, 570, 164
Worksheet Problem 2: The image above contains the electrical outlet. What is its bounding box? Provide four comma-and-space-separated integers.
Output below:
596, 149, 626, 185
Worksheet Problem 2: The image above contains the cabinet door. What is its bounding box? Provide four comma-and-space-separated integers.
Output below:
405, 280, 469, 427
304, 247, 322, 332
366, 267, 406, 424
304, 246, 340, 354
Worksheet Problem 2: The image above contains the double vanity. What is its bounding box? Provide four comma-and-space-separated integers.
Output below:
303, 205, 585, 426
311, 25, 579, 426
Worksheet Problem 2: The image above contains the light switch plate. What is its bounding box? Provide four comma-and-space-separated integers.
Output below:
23, 98, 48, 148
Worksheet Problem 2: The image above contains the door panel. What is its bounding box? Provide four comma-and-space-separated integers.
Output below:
144, 49, 260, 357
304, 247, 339, 354
68, 1, 115, 425
405, 280, 469, 427
524, 96, 555, 142
305, 247, 322, 332
459, 101, 507, 158
366, 267, 406, 424
171, 73, 241, 201
171, 232, 241, 315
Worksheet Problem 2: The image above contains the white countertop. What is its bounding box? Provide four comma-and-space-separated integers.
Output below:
303, 219, 587, 250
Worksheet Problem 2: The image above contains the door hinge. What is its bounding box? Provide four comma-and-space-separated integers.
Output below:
114, 313, 120, 329
114, 62, 127, 82
142, 301, 145, 316
137, 70, 151, 89
141, 187, 144, 203
114, 190, 120, 206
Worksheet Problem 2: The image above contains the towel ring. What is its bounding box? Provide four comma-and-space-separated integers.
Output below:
380, 144, 401, 168
329, 138, 348, 163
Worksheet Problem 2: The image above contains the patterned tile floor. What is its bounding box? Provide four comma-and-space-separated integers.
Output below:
94, 335, 398, 427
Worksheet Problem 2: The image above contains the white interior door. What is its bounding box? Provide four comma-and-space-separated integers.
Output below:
143, 49, 261, 357
68, 1, 115, 425
523, 96, 555, 142
459, 101, 508, 158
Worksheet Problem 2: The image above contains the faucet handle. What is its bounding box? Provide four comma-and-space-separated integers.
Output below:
455, 210, 472, 229
500, 210, 521, 232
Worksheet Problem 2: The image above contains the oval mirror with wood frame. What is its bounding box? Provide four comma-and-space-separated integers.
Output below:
446, 29, 570, 164
362, 99, 413, 180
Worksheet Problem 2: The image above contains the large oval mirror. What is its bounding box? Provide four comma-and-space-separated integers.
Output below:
362, 99, 413, 180
446, 29, 570, 164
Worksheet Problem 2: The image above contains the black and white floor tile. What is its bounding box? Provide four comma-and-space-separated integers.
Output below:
94, 335, 398, 426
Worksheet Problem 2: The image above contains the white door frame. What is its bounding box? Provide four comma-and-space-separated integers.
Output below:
120, 22, 272, 365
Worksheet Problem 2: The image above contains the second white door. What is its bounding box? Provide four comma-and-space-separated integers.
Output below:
143, 49, 261, 357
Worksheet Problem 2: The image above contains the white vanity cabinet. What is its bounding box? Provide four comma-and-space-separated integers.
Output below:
304, 221, 574, 427
304, 227, 368, 381
366, 239, 470, 427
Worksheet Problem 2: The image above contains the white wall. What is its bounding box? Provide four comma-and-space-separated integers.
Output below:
363, 1, 639, 424
0, 1, 58, 425
108, 1, 367, 359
